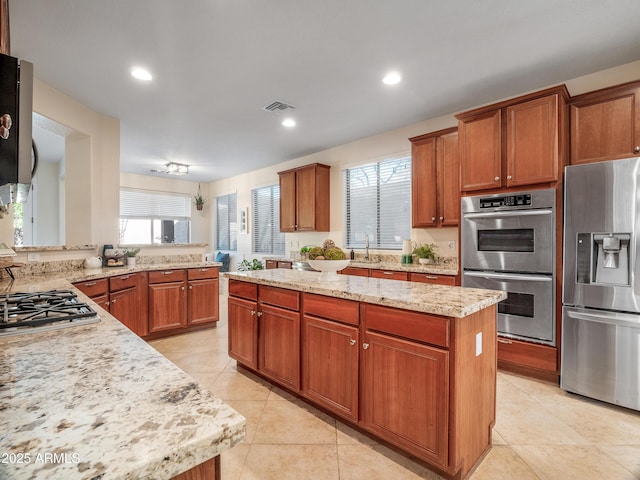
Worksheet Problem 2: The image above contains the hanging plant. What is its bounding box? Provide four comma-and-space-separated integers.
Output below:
194, 184, 206, 211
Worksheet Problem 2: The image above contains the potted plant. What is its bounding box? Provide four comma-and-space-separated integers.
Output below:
238, 258, 264, 271
125, 248, 140, 266
412, 243, 438, 264
194, 184, 206, 211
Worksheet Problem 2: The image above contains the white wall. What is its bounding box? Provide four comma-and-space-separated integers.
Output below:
208, 60, 640, 263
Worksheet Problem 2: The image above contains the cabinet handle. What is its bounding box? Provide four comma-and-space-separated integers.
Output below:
105, 301, 110, 306
497, 337, 512, 344
111, 298, 117, 304
250, 310, 256, 316
507, 175, 512, 180
634, 146, 640, 153
349, 339, 356, 346
189, 285, 193, 289
363, 343, 369, 349
181, 286, 185, 291
439, 216, 444, 221
256, 311, 263, 317
494, 176, 499, 181
120, 275, 131, 280
382, 272, 394, 275
84, 282, 97, 286
198, 268, 208, 272
424, 275, 438, 279
431, 216, 436, 221
162, 271, 173, 275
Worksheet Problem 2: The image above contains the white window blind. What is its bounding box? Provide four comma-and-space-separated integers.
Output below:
344, 157, 411, 249
216, 193, 237, 251
251, 185, 285, 255
120, 188, 191, 219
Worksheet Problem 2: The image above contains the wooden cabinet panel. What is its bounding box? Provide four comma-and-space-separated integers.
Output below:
411, 136, 437, 227
506, 94, 559, 186
370, 269, 408, 281
570, 82, 640, 164
303, 293, 359, 326
188, 278, 219, 325
170, 456, 219, 480
497, 336, 557, 372
362, 330, 449, 466
459, 110, 502, 192
437, 130, 460, 226
92, 294, 110, 312
229, 279, 258, 301
259, 285, 299, 311
148, 281, 187, 333
302, 315, 359, 421
110, 286, 146, 336
409, 273, 457, 286
277, 261, 292, 269
149, 269, 186, 284
187, 267, 219, 280
339, 266, 369, 277
259, 303, 300, 390
74, 278, 108, 298
265, 260, 278, 269
295, 165, 319, 231
279, 170, 297, 232
278, 163, 330, 232
109, 273, 138, 292
228, 296, 259, 369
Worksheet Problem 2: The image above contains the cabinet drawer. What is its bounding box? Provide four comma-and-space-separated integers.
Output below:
409, 273, 457, 286
265, 260, 278, 269
302, 293, 359, 326
229, 279, 258, 301
277, 261, 292, 269
339, 266, 369, 277
260, 285, 300, 311
363, 303, 450, 349
148, 269, 186, 284
187, 267, 219, 280
109, 273, 138, 292
370, 270, 408, 281
74, 278, 108, 298
497, 336, 557, 372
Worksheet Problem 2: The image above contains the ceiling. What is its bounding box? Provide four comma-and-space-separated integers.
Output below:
8, 0, 640, 183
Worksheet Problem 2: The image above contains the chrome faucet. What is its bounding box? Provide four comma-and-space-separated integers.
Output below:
364, 234, 369, 261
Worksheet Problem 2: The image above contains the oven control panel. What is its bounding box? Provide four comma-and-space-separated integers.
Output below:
480, 194, 532, 209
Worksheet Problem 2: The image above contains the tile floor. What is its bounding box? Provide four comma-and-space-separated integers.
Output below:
149, 290, 640, 480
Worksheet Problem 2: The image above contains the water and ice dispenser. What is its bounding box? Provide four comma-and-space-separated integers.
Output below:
576, 233, 631, 286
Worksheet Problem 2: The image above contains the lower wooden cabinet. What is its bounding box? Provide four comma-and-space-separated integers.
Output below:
148, 270, 187, 333
409, 272, 458, 285
259, 303, 300, 390
109, 272, 148, 337
228, 296, 259, 369
370, 269, 408, 281
187, 268, 220, 325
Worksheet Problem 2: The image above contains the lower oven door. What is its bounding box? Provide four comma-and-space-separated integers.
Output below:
463, 270, 555, 345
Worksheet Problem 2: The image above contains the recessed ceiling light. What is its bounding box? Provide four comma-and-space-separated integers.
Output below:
282, 118, 296, 128
382, 71, 401, 85
131, 67, 153, 81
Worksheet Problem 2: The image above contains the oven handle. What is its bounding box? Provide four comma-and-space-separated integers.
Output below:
463, 271, 552, 282
462, 209, 553, 219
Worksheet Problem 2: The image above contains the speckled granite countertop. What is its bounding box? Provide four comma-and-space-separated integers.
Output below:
224, 269, 504, 318
0, 276, 245, 480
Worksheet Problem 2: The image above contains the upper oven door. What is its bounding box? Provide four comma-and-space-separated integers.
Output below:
461, 203, 555, 274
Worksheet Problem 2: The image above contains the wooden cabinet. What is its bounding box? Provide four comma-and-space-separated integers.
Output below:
410, 127, 459, 227
570, 80, 640, 164
278, 163, 330, 232
228, 296, 259, 369
369, 269, 408, 281
266, 260, 292, 269
187, 267, 219, 325
339, 266, 369, 277
302, 294, 359, 422
109, 272, 148, 337
408, 272, 458, 286
457, 85, 568, 192
148, 269, 187, 333
259, 303, 300, 390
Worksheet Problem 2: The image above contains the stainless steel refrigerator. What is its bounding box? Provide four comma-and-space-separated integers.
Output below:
562, 157, 640, 411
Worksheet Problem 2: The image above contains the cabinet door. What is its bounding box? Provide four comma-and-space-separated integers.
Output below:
361, 331, 449, 466
279, 170, 297, 232
148, 281, 186, 333
302, 315, 359, 421
506, 94, 559, 186
295, 165, 317, 231
188, 278, 219, 325
259, 303, 300, 391
228, 297, 259, 369
93, 294, 110, 312
571, 87, 640, 164
437, 131, 460, 226
459, 110, 502, 192
411, 137, 437, 227
110, 287, 147, 336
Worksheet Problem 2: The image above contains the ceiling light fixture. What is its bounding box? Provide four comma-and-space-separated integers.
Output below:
282, 118, 296, 128
382, 71, 402, 85
131, 67, 153, 81
164, 162, 189, 175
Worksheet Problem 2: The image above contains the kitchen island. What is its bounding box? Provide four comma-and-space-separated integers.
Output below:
0, 276, 245, 480
224, 269, 505, 480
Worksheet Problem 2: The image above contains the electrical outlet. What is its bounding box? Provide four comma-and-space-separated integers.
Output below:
27, 253, 40, 262
448, 241, 456, 250
475, 332, 482, 356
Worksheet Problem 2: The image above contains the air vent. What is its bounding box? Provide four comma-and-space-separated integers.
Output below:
263, 100, 296, 112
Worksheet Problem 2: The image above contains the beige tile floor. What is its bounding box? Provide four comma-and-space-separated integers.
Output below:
149, 292, 640, 480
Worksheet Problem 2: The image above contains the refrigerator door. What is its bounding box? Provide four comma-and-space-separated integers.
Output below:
561, 306, 640, 411
563, 157, 640, 312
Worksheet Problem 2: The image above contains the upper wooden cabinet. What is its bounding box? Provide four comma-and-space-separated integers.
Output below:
569, 80, 640, 165
456, 85, 569, 192
410, 127, 459, 227
278, 163, 330, 232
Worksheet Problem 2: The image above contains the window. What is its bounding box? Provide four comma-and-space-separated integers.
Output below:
216, 193, 237, 251
251, 185, 285, 255
120, 188, 191, 244
344, 157, 411, 250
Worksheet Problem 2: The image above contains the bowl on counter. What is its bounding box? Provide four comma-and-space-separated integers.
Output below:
307, 259, 351, 281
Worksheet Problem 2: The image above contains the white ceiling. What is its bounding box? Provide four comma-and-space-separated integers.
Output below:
8, 0, 640, 183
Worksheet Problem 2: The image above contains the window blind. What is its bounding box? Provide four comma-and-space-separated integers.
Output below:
120, 188, 191, 219
344, 157, 411, 249
251, 185, 285, 255
216, 193, 237, 251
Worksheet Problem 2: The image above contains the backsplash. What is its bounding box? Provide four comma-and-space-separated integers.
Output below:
352, 252, 458, 267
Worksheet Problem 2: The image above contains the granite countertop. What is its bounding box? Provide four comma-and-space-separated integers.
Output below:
224, 269, 504, 318
0, 276, 245, 480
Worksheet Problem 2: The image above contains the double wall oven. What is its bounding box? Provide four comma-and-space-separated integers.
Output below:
461, 189, 556, 346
